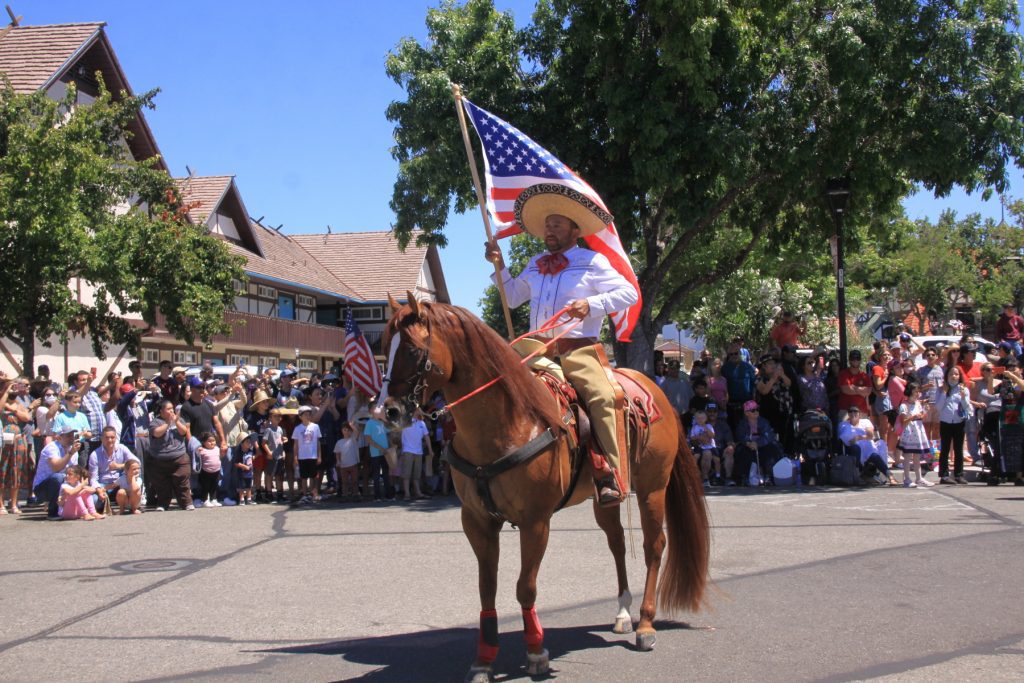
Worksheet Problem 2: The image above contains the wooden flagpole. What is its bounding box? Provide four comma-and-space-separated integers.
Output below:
451, 83, 516, 341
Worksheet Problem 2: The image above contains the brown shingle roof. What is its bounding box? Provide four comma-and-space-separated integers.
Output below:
0, 22, 105, 93
290, 231, 432, 303
234, 224, 360, 300
175, 175, 232, 225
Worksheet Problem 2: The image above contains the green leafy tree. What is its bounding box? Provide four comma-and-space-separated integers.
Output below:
0, 80, 246, 374
848, 208, 1024, 333
386, 0, 1024, 371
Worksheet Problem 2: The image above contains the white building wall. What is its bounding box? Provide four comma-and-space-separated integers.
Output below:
212, 212, 242, 241
0, 332, 134, 386
417, 262, 436, 301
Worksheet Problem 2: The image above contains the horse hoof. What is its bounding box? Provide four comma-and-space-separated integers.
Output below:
465, 665, 493, 683
613, 616, 634, 634
526, 648, 550, 676
636, 632, 656, 651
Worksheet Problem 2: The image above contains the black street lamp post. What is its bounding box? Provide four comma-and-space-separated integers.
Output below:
826, 178, 852, 368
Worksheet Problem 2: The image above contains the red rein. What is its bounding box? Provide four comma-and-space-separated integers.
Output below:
436, 307, 581, 416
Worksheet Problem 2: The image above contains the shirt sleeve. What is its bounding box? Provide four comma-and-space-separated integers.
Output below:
582, 253, 638, 316
87, 453, 99, 487
491, 265, 532, 309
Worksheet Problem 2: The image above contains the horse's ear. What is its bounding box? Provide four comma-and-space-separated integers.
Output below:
387, 292, 401, 315
406, 291, 420, 317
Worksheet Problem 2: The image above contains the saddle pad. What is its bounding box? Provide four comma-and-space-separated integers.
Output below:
613, 369, 662, 424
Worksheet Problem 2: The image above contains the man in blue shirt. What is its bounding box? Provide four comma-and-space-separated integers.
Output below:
722, 342, 757, 434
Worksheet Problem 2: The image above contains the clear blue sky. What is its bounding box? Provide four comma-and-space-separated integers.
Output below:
22, 1, 1023, 329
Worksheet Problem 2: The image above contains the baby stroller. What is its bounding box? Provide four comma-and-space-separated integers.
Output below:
796, 409, 833, 485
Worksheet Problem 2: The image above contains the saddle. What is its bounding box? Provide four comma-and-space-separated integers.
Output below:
442, 340, 663, 519
535, 365, 662, 468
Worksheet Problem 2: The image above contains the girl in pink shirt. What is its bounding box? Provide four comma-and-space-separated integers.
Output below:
59, 466, 104, 520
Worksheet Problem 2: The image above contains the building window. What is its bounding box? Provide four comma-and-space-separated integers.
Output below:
142, 349, 159, 363
257, 285, 277, 299
278, 294, 295, 320
351, 306, 383, 321
173, 350, 198, 365
296, 294, 316, 308
232, 279, 245, 293
259, 356, 278, 368
297, 359, 317, 371
228, 354, 250, 366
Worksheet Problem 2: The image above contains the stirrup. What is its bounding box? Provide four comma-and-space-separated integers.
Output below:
596, 476, 622, 507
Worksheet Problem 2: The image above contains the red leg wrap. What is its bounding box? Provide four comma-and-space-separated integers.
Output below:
522, 606, 544, 647
478, 609, 499, 664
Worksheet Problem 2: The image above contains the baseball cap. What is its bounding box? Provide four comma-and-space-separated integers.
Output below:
743, 400, 758, 412
848, 404, 861, 413
280, 369, 297, 379
899, 333, 912, 341
706, 402, 719, 411
999, 341, 1013, 352
210, 383, 231, 395
297, 405, 314, 414
120, 383, 136, 395
186, 376, 204, 388
172, 366, 187, 374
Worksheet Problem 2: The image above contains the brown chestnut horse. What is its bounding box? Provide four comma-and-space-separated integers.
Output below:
379, 298, 709, 682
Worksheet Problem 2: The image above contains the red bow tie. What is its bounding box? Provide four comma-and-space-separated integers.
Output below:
537, 252, 569, 276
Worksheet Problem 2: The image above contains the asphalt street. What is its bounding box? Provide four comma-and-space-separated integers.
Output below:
1, 481, 1022, 682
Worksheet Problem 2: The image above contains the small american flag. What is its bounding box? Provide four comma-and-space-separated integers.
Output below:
462, 98, 642, 342
344, 309, 382, 398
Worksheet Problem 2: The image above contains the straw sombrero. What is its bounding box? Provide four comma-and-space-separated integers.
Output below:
277, 397, 301, 415
513, 183, 613, 239
249, 389, 273, 410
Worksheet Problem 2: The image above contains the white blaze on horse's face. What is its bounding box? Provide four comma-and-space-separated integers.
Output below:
375, 331, 404, 412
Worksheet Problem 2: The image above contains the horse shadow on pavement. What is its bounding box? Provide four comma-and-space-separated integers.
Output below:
251, 620, 695, 681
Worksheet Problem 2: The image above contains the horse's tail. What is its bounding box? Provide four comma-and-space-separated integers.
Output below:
658, 418, 711, 613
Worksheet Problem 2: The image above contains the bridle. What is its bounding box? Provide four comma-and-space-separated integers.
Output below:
381, 305, 582, 421
381, 322, 447, 416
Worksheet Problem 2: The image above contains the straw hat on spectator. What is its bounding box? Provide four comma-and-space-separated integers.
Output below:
250, 389, 273, 411
277, 397, 301, 415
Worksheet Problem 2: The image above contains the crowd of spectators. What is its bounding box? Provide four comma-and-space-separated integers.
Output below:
655, 307, 1024, 489
3, 304, 1024, 516
0, 359, 455, 520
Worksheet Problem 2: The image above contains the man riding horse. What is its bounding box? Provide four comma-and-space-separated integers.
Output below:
484, 184, 637, 506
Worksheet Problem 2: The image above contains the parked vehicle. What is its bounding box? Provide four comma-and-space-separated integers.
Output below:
183, 364, 280, 383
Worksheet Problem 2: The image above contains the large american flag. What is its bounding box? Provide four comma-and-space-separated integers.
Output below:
463, 98, 642, 342
344, 309, 382, 398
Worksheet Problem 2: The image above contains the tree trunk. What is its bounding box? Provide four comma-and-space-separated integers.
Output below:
17, 325, 34, 380
622, 308, 657, 374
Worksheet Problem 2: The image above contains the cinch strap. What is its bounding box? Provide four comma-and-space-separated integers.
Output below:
522, 606, 544, 647
444, 429, 557, 518
478, 609, 499, 663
